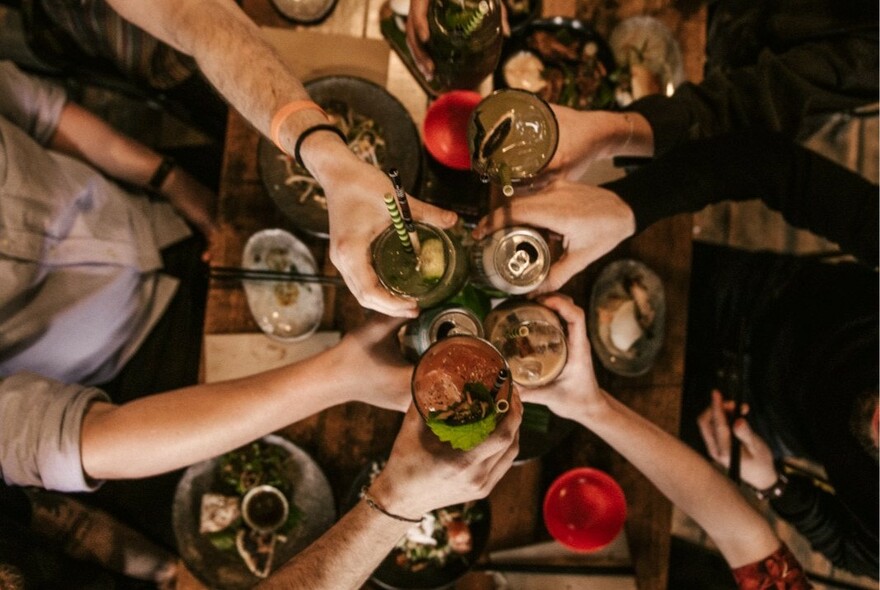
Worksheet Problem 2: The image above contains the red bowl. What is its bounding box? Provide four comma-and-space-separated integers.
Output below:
423, 90, 483, 170
543, 467, 627, 552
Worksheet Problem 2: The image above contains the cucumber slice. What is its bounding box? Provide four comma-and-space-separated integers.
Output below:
419, 238, 446, 280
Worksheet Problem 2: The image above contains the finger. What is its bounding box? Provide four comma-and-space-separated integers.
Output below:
537, 294, 589, 361
697, 411, 723, 462
709, 389, 732, 456
472, 393, 523, 458
732, 418, 764, 454
343, 267, 419, 318
409, 197, 458, 228
531, 254, 583, 295
472, 198, 539, 240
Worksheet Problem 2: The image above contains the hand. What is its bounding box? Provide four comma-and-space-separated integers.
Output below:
697, 390, 778, 490
540, 107, 652, 183
161, 166, 218, 259
318, 154, 458, 317
334, 312, 413, 412
372, 395, 522, 518
473, 182, 635, 294
517, 294, 607, 423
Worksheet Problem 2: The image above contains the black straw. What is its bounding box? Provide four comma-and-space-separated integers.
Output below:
489, 368, 510, 397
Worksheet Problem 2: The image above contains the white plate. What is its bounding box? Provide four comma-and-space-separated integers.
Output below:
242, 229, 324, 342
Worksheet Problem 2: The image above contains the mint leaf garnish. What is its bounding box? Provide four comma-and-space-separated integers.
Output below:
426, 413, 498, 451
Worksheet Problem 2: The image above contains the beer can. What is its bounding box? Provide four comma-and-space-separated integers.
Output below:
471, 226, 550, 295
398, 305, 484, 362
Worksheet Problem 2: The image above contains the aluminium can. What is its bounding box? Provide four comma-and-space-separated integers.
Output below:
398, 305, 484, 362
470, 226, 550, 294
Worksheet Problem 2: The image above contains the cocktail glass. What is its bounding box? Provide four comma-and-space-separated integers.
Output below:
412, 335, 512, 450
483, 299, 567, 387
428, 0, 504, 92
467, 89, 559, 196
371, 221, 468, 308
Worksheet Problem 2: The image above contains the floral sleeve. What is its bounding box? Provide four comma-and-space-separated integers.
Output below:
731, 544, 813, 590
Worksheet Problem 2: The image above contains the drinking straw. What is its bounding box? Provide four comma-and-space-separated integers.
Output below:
461, 1, 489, 36
491, 368, 510, 414
388, 168, 421, 255
383, 193, 413, 253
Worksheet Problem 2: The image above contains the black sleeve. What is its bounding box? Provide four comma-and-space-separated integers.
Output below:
770, 474, 879, 577
602, 131, 878, 267
626, 30, 878, 155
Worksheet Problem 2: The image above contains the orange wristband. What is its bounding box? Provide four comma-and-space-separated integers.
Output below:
270, 100, 328, 152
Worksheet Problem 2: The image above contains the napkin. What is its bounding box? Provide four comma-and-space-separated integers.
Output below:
203, 332, 340, 383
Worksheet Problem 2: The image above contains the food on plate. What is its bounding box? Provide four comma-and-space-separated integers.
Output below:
596, 274, 657, 354
502, 50, 546, 93
612, 42, 664, 106
277, 102, 386, 209
199, 441, 303, 578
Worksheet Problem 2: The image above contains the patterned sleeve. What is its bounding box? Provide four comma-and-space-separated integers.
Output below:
0, 60, 67, 144
0, 372, 109, 492
731, 544, 813, 590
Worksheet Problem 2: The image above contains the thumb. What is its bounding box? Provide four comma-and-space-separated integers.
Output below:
532, 254, 582, 295
732, 418, 763, 453
411, 198, 458, 229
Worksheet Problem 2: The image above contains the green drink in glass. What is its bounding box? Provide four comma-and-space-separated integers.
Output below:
372, 221, 468, 308
428, 0, 504, 92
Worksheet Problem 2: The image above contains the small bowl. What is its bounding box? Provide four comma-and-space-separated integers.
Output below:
423, 91, 483, 170
543, 467, 627, 552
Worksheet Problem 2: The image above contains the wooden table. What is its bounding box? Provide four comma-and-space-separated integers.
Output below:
187, 2, 704, 589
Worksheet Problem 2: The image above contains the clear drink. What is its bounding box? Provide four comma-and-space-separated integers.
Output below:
372, 222, 468, 308
483, 300, 567, 387
412, 335, 512, 450
467, 89, 559, 195
428, 0, 504, 92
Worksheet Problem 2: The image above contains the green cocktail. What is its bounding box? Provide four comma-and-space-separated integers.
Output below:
428, 0, 503, 92
371, 221, 468, 308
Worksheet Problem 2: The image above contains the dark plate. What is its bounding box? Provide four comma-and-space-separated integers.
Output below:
259, 75, 422, 239
343, 460, 491, 590
172, 435, 336, 589
516, 405, 578, 463
495, 17, 617, 110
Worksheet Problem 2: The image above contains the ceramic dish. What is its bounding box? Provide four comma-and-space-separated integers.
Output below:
495, 17, 617, 110
588, 259, 665, 377
259, 75, 422, 238
242, 229, 324, 342
173, 435, 335, 589
609, 15, 685, 104
270, 0, 337, 25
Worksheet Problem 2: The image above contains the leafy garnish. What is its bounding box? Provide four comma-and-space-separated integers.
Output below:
426, 412, 498, 451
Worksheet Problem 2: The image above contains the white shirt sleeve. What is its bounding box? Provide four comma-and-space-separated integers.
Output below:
0, 372, 109, 492
0, 60, 67, 144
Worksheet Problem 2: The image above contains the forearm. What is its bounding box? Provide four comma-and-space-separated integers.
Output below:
257, 500, 410, 590
80, 347, 356, 480
49, 103, 165, 188
604, 131, 879, 265
580, 393, 780, 567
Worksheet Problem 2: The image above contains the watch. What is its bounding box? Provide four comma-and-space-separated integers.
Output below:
754, 472, 790, 501
148, 156, 176, 192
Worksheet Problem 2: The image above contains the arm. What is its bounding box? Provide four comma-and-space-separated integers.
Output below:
258, 399, 522, 590
49, 101, 216, 239
524, 294, 783, 569
81, 314, 413, 480
699, 391, 880, 577
104, 0, 457, 316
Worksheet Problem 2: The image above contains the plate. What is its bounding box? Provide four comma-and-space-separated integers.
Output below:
588, 259, 665, 377
343, 460, 492, 590
270, 0, 337, 24
172, 435, 336, 589
242, 229, 324, 342
609, 15, 685, 104
259, 75, 422, 239
495, 17, 618, 110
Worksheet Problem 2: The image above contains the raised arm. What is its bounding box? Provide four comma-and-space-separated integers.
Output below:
522, 294, 793, 573
258, 399, 521, 590
104, 0, 457, 316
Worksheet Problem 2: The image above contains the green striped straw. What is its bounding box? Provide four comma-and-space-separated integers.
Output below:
384, 193, 413, 253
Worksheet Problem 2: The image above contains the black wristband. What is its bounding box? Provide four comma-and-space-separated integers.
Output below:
148, 156, 176, 192
293, 124, 347, 169
754, 472, 790, 501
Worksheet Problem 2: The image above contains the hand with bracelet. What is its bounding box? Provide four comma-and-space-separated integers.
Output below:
273, 101, 458, 318
147, 155, 217, 251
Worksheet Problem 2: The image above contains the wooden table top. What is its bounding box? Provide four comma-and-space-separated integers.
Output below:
185, 2, 704, 589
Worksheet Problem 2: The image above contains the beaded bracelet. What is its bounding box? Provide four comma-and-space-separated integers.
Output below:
360, 485, 422, 523
293, 124, 347, 168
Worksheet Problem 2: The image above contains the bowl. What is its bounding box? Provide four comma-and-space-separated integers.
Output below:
423, 91, 483, 170
543, 467, 627, 552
